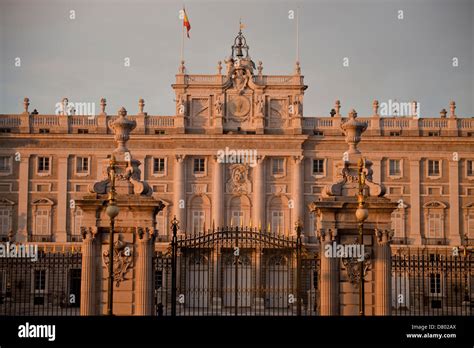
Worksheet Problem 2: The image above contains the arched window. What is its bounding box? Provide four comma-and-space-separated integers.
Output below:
72, 208, 83, 241
463, 203, 474, 242
423, 201, 447, 243
0, 198, 14, 241
188, 195, 210, 234
391, 200, 407, 243
31, 198, 54, 242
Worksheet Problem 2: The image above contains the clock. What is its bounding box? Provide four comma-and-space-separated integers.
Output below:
228, 96, 250, 117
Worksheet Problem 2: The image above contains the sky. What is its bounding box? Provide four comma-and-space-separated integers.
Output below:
0, 0, 473, 117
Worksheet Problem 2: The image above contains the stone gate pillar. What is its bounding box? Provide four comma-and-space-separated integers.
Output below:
80, 227, 98, 315
374, 229, 393, 315
309, 109, 398, 316
135, 227, 155, 315
318, 228, 339, 315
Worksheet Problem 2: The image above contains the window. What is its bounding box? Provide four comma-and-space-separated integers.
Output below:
77, 129, 89, 134
308, 213, 315, 236
272, 158, 284, 176
389, 159, 401, 176
467, 213, 474, 238
76, 157, 89, 174
0, 128, 11, 133
37, 157, 50, 174
0, 156, 11, 174
389, 131, 401, 136
312, 159, 324, 175
155, 270, 163, 289
39, 129, 50, 134
192, 211, 205, 233
153, 158, 166, 174
467, 160, 474, 177
429, 273, 442, 295
156, 211, 166, 237
391, 212, 403, 238
35, 210, 49, 235
313, 131, 323, 136
73, 209, 83, 239
232, 211, 244, 227
155, 130, 166, 135
428, 131, 440, 137
428, 160, 440, 177
427, 212, 442, 238
34, 270, 47, 291
271, 211, 284, 234
0, 208, 11, 237
313, 271, 318, 290
193, 158, 205, 175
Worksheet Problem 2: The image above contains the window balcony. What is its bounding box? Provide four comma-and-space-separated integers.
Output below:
422, 237, 447, 246
29, 234, 53, 242
392, 237, 408, 245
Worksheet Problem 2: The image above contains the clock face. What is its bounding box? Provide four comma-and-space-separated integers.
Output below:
228, 95, 250, 117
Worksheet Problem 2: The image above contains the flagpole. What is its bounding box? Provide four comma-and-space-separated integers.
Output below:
181, 10, 185, 65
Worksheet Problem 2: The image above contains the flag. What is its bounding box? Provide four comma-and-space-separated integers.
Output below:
183, 8, 191, 38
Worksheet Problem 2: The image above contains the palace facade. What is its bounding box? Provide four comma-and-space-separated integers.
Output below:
0, 31, 474, 251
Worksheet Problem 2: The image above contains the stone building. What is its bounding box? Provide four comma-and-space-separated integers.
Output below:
0, 31, 473, 315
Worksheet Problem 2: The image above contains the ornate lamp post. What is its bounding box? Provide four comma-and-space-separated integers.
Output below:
355, 158, 369, 316
105, 156, 119, 316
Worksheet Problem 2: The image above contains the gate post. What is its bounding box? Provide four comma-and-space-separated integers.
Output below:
374, 229, 392, 315
171, 217, 179, 317
80, 227, 98, 315
135, 227, 155, 315
296, 222, 302, 316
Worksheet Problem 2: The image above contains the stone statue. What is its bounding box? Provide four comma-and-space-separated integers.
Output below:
224, 56, 234, 75
176, 95, 186, 115
214, 96, 223, 115
256, 96, 264, 116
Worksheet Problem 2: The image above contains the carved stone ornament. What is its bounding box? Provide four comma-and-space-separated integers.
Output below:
89, 107, 152, 196
136, 227, 156, 241
322, 109, 385, 198
341, 240, 372, 289
231, 68, 250, 94
374, 228, 393, 245
226, 163, 251, 194
81, 226, 98, 241
228, 95, 251, 120
103, 236, 133, 287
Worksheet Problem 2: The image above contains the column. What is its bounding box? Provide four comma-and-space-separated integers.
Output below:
292, 156, 304, 233
374, 229, 392, 315
409, 159, 421, 244
173, 155, 186, 231
371, 158, 382, 184
80, 227, 97, 315
449, 160, 461, 244
318, 228, 339, 315
135, 228, 154, 315
212, 156, 224, 227
17, 154, 30, 242
56, 155, 69, 242
252, 156, 265, 228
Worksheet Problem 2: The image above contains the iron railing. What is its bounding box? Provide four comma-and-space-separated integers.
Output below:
0, 250, 82, 316
392, 248, 473, 316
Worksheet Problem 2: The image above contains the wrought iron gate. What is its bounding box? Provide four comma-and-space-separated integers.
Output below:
154, 225, 319, 316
